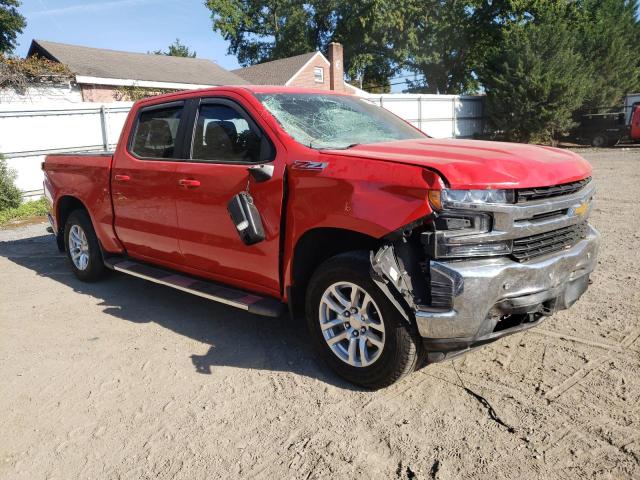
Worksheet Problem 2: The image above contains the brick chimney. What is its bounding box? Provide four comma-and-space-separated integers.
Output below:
327, 42, 344, 92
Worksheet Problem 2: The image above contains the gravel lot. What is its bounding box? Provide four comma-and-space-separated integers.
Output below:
1, 148, 639, 480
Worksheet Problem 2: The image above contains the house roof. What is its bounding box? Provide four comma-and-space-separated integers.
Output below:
28, 40, 248, 87
232, 51, 323, 85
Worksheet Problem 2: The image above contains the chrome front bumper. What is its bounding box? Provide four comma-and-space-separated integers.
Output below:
415, 226, 600, 343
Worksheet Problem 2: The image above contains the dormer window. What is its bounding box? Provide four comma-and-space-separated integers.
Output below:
314, 67, 324, 83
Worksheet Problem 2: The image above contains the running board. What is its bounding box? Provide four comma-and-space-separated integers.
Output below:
104, 259, 285, 317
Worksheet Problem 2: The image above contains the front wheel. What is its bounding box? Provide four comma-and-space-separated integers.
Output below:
305, 252, 422, 389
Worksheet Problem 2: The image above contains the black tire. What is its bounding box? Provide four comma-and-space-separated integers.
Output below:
305, 252, 422, 389
591, 133, 608, 148
63, 209, 106, 282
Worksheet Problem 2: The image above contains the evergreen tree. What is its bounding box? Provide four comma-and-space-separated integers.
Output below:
480, 19, 591, 143
573, 0, 640, 109
153, 39, 196, 58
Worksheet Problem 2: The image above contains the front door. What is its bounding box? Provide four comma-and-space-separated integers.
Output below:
112, 101, 185, 266
173, 97, 284, 296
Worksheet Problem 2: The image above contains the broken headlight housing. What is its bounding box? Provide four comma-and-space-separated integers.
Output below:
425, 189, 515, 259
424, 212, 512, 258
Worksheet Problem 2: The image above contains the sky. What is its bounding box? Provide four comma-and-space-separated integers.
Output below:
14, 0, 242, 70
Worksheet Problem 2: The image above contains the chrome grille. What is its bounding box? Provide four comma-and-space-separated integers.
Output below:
517, 177, 591, 203
511, 222, 589, 262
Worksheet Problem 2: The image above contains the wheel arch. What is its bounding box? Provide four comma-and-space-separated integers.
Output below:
55, 196, 89, 251
287, 227, 380, 319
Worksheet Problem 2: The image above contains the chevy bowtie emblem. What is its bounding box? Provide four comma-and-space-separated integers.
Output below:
571, 201, 589, 217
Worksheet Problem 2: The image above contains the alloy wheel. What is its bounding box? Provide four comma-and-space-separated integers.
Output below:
68, 224, 90, 271
318, 282, 385, 367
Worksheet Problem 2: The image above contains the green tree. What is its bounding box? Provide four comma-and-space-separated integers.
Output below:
153, 38, 196, 58
403, 1, 480, 94
333, 2, 412, 92
205, 0, 409, 92
0, 0, 26, 54
401, 0, 572, 94
479, 18, 591, 143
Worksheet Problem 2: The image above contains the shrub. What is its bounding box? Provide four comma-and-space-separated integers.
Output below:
0, 154, 21, 211
114, 86, 180, 101
0, 54, 73, 93
0, 198, 48, 226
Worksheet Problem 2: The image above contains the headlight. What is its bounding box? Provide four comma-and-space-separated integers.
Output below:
425, 188, 516, 259
429, 189, 515, 210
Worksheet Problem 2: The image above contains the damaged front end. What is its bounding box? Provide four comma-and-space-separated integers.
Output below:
370, 179, 600, 363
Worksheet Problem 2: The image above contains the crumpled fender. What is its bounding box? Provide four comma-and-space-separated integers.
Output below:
282, 154, 443, 291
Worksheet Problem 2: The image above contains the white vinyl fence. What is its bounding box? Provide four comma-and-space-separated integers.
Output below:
0, 101, 132, 199
0, 94, 484, 200
364, 93, 485, 139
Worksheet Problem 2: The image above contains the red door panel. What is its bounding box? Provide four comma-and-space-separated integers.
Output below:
174, 162, 284, 295
112, 156, 181, 264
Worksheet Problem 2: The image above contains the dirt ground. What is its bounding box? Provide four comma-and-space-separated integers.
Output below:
1, 148, 639, 480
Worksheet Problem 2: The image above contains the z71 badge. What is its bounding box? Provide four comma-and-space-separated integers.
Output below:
291, 161, 327, 171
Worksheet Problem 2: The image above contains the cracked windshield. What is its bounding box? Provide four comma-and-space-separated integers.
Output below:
256, 93, 426, 149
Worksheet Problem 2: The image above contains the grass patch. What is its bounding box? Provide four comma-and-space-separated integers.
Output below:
0, 198, 49, 226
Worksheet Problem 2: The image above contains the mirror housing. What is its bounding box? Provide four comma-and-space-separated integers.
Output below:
248, 164, 274, 183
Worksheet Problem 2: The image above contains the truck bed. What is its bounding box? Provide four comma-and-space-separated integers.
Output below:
43, 152, 121, 252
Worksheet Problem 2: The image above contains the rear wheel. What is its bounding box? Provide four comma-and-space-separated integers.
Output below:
306, 252, 422, 389
64, 210, 106, 282
591, 133, 608, 148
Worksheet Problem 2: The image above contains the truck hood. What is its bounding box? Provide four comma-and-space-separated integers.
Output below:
323, 138, 592, 189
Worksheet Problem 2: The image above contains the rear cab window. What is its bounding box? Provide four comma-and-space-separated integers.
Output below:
130, 102, 184, 159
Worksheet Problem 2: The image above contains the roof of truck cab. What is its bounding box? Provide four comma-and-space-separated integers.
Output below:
132, 85, 354, 107
152, 85, 352, 96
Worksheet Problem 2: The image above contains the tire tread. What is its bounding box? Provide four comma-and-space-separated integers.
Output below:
305, 251, 422, 389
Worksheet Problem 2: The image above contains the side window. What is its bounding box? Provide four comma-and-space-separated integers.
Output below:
131, 104, 183, 159
191, 104, 263, 163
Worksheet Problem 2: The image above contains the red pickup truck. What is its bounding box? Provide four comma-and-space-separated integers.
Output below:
44, 86, 599, 388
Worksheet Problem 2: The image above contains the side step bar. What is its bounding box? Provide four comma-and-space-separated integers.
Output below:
104, 259, 285, 317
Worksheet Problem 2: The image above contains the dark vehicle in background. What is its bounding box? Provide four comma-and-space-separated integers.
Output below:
576, 94, 640, 147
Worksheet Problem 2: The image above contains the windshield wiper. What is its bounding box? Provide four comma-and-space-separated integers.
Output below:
335, 143, 361, 150
317, 143, 361, 151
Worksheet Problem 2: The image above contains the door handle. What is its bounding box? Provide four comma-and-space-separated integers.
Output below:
178, 178, 201, 188
114, 174, 131, 182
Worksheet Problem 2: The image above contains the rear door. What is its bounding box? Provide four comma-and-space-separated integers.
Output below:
173, 95, 285, 296
112, 101, 186, 266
